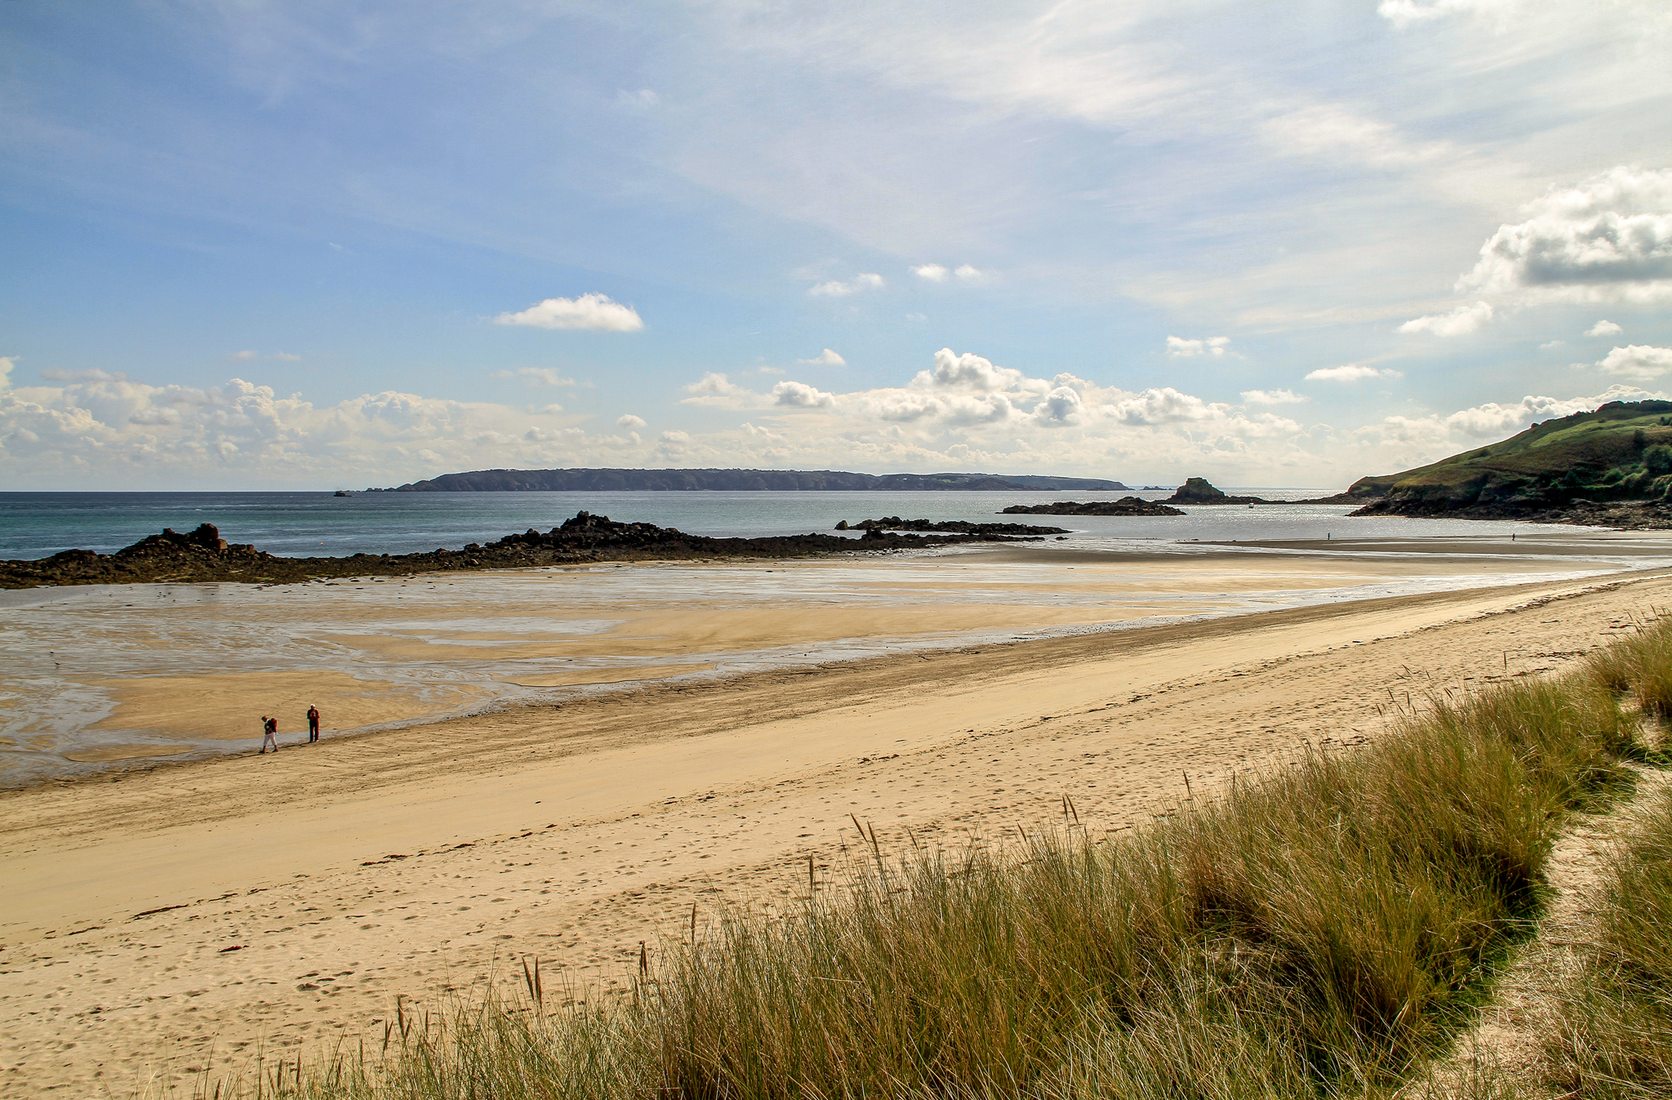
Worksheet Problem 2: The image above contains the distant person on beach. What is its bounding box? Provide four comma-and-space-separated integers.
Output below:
260, 715, 278, 753
306, 704, 320, 743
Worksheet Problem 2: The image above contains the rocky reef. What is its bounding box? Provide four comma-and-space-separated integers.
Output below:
836, 517, 1069, 535
1000, 498, 1186, 517
0, 513, 1052, 590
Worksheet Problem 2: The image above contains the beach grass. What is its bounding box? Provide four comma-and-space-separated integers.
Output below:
189, 619, 1671, 1100
1535, 782, 1672, 1098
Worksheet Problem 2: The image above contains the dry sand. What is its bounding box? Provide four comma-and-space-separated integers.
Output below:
2, 560, 1670, 1096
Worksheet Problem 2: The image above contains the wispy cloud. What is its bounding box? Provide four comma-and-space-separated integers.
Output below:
1166, 335, 1230, 358
808, 273, 885, 298
797, 348, 846, 367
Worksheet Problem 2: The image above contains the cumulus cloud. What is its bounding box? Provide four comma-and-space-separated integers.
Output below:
1241, 388, 1307, 406
0, 355, 13, 391
679, 372, 752, 407
1306, 364, 1404, 382
912, 263, 949, 282
1596, 345, 1672, 381
917, 348, 1031, 393
1587, 319, 1623, 337
494, 292, 645, 332
798, 348, 846, 367
1033, 386, 1083, 426
1370, 386, 1665, 454
1109, 387, 1218, 426
808, 272, 884, 297
772, 380, 836, 408
1166, 335, 1231, 358
1460, 166, 1672, 303
617, 413, 647, 430
953, 264, 983, 281
1398, 300, 1494, 337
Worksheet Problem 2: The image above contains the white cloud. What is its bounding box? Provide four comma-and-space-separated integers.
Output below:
494, 293, 645, 332
1397, 300, 1494, 337
617, 88, 659, 110
1306, 364, 1404, 382
1376, 0, 1520, 29
1241, 388, 1307, 406
797, 348, 846, 367
1587, 319, 1623, 337
617, 413, 647, 430
772, 380, 836, 408
1370, 387, 1665, 455
1596, 344, 1672, 381
232, 350, 259, 362
911, 262, 982, 284
495, 367, 578, 387
918, 347, 1029, 393
679, 372, 755, 408
1460, 167, 1672, 303
1166, 335, 1231, 358
1108, 387, 1219, 426
808, 272, 885, 297
1032, 386, 1083, 426
0, 356, 13, 391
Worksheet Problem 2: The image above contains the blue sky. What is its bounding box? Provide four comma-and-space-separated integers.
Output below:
2, 0, 1670, 489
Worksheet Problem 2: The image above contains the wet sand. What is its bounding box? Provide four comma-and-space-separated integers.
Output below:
1, 552, 1670, 1095
0, 538, 1646, 785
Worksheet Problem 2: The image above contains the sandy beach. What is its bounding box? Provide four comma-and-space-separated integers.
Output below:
3, 542, 1672, 1095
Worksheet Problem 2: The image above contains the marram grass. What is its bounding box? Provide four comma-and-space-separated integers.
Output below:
184, 618, 1672, 1100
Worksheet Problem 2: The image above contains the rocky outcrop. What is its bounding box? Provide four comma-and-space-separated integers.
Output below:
1000, 498, 1185, 517
0, 513, 1052, 590
1163, 478, 1269, 505
836, 517, 1069, 535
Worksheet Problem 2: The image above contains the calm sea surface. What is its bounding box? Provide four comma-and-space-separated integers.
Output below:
0, 488, 1566, 559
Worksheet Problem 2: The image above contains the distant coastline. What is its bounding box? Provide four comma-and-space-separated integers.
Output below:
377, 467, 1131, 493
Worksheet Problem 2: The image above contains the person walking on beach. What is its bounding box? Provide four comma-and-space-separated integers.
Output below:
260, 715, 279, 754
306, 704, 320, 743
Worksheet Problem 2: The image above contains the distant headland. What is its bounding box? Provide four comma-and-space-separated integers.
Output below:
375, 468, 1130, 493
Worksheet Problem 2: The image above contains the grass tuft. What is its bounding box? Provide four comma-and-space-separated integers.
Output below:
190, 617, 1672, 1100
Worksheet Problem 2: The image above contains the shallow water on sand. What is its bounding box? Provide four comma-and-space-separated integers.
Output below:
5, 531, 1671, 787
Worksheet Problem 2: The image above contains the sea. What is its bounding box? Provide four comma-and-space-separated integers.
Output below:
4, 488, 1668, 787
0, 487, 1566, 559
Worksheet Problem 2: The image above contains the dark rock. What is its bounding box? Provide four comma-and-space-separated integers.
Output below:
1163, 478, 1268, 505
0, 512, 1052, 590
838, 516, 1069, 535
1001, 498, 1185, 517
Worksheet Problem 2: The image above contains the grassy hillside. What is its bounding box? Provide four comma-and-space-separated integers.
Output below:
1346, 400, 1672, 517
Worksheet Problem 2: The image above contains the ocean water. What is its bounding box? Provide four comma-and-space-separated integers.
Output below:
5, 489, 1672, 786
0, 488, 1576, 560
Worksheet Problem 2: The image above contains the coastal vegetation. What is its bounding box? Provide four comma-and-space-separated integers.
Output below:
1341, 399, 1672, 526
202, 617, 1672, 1099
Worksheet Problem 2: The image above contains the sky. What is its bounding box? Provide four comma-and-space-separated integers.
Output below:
2, 0, 1671, 491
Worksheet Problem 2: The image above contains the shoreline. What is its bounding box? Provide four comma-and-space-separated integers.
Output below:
4, 567, 1672, 1094
4, 537, 1662, 790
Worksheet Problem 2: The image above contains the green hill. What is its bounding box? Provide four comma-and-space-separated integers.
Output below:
1343, 400, 1672, 523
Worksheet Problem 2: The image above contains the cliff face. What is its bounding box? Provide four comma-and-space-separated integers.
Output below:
1340, 400, 1672, 525
380, 468, 1130, 493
